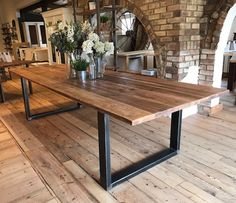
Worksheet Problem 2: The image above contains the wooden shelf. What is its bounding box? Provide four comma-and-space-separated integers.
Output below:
77, 5, 121, 15
1, 23, 17, 54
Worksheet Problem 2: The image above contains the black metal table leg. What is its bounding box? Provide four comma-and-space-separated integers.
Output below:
26, 64, 33, 94
97, 110, 183, 190
98, 112, 112, 190
20, 77, 80, 120
8, 68, 12, 80
0, 83, 5, 103
170, 110, 182, 151
28, 81, 33, 95
21, 78, 32, 119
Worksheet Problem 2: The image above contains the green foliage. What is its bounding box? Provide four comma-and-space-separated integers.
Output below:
49, 21, 86, 55
100, 15, 110, 23
71, 58, 89, 71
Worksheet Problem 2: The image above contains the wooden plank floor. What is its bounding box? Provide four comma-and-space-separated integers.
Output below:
0, 121, 58, 202
0, 78, 235, 203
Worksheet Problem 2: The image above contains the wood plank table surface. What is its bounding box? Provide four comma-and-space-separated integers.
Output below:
10, 65, 228, 190
0, 60, 32, 68
0, 60, 33, 103
10, 65, 227, 125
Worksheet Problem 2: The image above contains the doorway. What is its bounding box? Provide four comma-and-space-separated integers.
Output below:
214, 3, 236, 89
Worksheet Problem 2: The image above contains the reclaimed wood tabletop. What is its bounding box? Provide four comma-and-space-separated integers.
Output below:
10, 65, 228, 125
0, 60, 32, 68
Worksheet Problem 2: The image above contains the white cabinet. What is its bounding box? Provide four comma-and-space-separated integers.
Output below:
42, 8, 73, 64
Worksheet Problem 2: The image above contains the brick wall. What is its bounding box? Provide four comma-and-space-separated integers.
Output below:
199, 49, 215, 85
76, 0, 236, 84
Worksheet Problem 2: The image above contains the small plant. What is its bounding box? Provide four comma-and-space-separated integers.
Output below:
100, 15, 110, 23
71, 58, 89, 71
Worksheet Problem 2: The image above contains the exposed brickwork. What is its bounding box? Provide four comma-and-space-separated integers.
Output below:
199, 49, 215, 85
199, 0, 236, 85
76, 0, 236, 83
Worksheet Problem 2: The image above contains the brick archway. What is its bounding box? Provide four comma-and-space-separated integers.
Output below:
118, 0, 159, 50
77, 0, 168, 77
201, 1, 235, 50
77, 0, 159, 50
199, 0, 236, 86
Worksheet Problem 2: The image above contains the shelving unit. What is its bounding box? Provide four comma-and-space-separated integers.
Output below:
75, 0, 118, 68
1, 23, 18, 53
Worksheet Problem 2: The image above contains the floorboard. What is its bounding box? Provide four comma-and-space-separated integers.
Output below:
0, 120, 56, 203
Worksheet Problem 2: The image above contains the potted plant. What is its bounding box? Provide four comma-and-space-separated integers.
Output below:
100, 15, 110, 24
49, 20, 114, 80
100, 15, 110, 32
71, 57, 89, 81
48, 21, 91, 79
82, 32, 114, 79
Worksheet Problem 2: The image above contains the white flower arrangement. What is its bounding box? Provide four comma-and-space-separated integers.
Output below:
49, 20, 114, 77
94, 41, 105, 55
82, 40, 94, 54
104, 42, 114, 56
88, 32, 100, 42
82, 30, 114, 58
67, 26, 74, 42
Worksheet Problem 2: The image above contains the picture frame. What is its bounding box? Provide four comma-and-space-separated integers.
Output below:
3, 52, 12, 62
88, 1, 96, 10
0, 53, 6, 62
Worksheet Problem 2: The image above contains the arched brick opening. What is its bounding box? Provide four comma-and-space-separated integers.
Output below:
116, 0, 168, 78
199, 0, 236, 86
78, 0, 159, 49
118, 0, 159, 50
76, 0, 169, 77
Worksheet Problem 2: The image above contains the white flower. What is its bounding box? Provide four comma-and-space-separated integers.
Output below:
81, 52, 90, 62
82, 40, 94, 54
104, 42, 114, 55
88, 32, 99, 42
82, 21, 92, 33
58, 22, 64, 30
94, 41, 105, 55
67, 26, 74, 41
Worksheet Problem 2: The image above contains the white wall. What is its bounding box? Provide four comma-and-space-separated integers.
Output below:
213, 3, 236, 88
0, 0, 39, 42
222, 16, 236, 73
228, 17, 236, 41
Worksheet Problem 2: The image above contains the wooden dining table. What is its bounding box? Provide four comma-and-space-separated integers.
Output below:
0, 60, 32, 69
10, 65, 228, 190
0, 60, 33, 102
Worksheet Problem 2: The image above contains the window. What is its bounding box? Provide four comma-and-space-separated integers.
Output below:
118, 12, 135, 35
24, 22, 47, 47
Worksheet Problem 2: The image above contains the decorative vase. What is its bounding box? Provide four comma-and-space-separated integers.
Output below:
89, 57, 97, 80
67, 54, 76, 79
76, 70, 87, 82
95, 57, 104, 78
